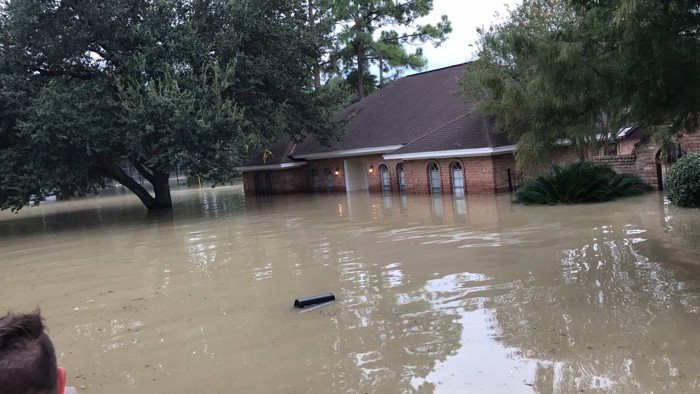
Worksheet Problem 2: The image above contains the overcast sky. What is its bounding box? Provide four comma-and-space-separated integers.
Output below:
416, 0, 522, 71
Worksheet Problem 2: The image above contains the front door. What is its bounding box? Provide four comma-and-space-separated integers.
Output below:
343, 158, 369, 192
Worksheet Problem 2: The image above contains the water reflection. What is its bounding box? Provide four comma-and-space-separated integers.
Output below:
2, 190, 700, 393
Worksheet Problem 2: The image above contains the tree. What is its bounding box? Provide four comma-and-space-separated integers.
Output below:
323, 0, 452, 100
462, 0, 700, 172
0, 0, 336, 211
462, 0, 630, 172
588, 0, 700, 134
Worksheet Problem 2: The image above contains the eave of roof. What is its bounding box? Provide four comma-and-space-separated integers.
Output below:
236, 162, 307, 172
384, 145, 517, 160
293, 145, 404, 160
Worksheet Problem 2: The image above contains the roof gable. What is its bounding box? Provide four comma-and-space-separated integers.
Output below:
241, 63, 514, 169
293, 64, 490, 156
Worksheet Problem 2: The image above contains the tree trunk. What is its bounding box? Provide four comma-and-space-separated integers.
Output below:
356, 43, 366, 99
151, 169, 172, 209
313, 66, 322, 91
96, 162, 172, 210
309, 0, 322, 90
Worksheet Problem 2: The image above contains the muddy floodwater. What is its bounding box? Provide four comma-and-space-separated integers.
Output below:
2, 188, 700, 393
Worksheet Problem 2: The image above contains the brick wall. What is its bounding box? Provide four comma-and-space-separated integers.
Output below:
491, 154, 517, 193
306, 159, 347, 192
243, 153, 522, 196
461, 156, 493, 193
401, 155, 516, 195
634, 137, 661, 190
680, 133, 700, 152
550, 147, 579, 164
242, 167, 311, 194
363, 155, 403, 193
591, 155, 637, 176
403, 158, 477, 194
618, 139, 637, 155
402, 160, 429, 193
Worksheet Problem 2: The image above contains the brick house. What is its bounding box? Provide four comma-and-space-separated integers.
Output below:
238, 63, 700, 196
238, 64, 519, 196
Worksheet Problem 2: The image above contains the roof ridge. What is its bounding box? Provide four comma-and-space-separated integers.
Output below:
404, 63, 469, 78
402, 111, 473, 147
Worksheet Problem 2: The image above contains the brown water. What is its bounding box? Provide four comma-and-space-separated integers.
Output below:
1, 188, 700, 393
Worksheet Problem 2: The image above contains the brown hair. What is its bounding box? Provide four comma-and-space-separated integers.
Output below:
0, 310, 58, 394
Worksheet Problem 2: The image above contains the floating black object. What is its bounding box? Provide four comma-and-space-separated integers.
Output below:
294, 293, 335, 308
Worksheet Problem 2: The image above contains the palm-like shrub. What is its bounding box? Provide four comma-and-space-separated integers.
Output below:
514, 161, 651, 205
667, 152, 700, 207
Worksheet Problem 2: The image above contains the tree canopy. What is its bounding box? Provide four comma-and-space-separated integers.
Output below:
462, 0, 700, 172
0, 0, 337, 211
315, 0, 452, 99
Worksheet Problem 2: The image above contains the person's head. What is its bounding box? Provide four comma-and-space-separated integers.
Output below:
0, 310, 66, 394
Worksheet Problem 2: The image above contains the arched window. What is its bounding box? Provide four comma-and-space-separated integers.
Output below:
428, 162, 441, 194
325, 168, 333, 192
397, 163, 406, 192
310, 169, 321, 192
379, 164, 391, 192
451, 161, 464, 197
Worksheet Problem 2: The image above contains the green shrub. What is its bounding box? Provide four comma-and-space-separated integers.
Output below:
514, 161, 651, 205
667, 152, 700, 207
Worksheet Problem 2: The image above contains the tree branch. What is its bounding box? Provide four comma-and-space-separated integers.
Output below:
92, 162, 158, 209
131, 158, 156, 184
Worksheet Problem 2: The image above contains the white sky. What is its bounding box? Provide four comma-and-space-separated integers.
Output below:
416, 0, 522, 71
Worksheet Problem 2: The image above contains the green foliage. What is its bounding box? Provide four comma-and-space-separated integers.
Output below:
320, 0, 452, 99
462, 0, 627, 173
514, 161, 651, 205
667, 152, 700, 208
596, 0, 700, 133
0, 0, 336, 211
463, 0, 700, 173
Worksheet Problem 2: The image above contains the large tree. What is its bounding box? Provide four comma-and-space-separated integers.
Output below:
0, 0, 336, 211
320, 0, 452, 99
601, 0, 700, 133
462, 0, 700, 172
462, 0, 627, 172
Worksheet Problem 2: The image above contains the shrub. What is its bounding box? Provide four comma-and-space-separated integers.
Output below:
667, 152, 700, 207
514, 161, 651, 205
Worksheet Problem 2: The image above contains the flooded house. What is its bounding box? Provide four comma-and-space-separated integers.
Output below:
238, 64, 700, 196
238, 64, 519, 196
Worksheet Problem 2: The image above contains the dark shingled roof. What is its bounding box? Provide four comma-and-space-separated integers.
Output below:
390, 112, 511, 155
242, 63, 512, 166
292, 64, 511, 156
243, 139, 298, 167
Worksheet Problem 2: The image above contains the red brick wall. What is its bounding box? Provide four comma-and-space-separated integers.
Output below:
550, 147, 579, 164
306, 159, 347, 192
491, 154, 517, 193
363, 155, 403, 193
680, 133, 700, 152
591, 155, 637, 176
402, 155, 516, 195
403, 158, 471, 194
242, 167, 311, 194
243, 153, 516, 196
463, 156, 495, 193
634, 137, 661, 190
618, 139, 637, 155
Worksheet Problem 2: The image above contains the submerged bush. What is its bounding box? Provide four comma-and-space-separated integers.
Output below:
667, 152, 700, 207
514, 161, 651, 205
